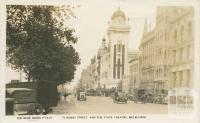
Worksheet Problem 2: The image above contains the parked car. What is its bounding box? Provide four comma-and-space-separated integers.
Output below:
127, 94, 134, 101
113, 92, 128, 104
127, 94, 139, 103
6, 88, 45, 115
153, 94, 167, 104
86, 89, 96, 96
145, 93, 154, 103
77, 91, 87, 101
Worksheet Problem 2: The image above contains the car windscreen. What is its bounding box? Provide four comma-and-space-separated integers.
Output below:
80, 92, 85, 95
12, 91, 36, 103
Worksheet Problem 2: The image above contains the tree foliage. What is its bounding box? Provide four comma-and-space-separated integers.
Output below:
6, 5, 80, 84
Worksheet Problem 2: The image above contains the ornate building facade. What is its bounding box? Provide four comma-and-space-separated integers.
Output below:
139, 6, 194, 95
98, 8, 131, 89
167, 7, 194, 89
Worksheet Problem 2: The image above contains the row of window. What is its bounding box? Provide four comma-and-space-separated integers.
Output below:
140, 49, 168, 67
140, 21, 193, 66
173, 21, 193, 43
141, 53, 155, 67
172, 70, 191, 87
173, 45, 192, 64
142, 38, 155, 51
141, 44, 192, 67
156, 29, 168, 43
141, 68, 166, 81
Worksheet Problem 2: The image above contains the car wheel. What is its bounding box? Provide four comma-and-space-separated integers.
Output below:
28, 103, 44, 115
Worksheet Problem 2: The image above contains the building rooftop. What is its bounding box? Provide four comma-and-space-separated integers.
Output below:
111, 7, 126, 20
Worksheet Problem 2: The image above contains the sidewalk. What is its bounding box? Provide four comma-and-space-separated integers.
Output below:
49, 95, 77, 114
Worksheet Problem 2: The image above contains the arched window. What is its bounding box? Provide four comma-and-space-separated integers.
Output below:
180, 71, 183, 87
174, 29, 177, 42
173, 50, 176, 63
186, 70, 191, 87
180, 25, 184, 42
173, 72, 177, 87
188, 22, 192, 38
165, 29, 168, 41
180, 48, 183, 62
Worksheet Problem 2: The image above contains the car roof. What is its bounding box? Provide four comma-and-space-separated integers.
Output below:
6, 98, 14, 102
6, 88, 33, 95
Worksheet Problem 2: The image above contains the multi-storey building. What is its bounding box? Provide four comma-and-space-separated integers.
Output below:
122, 50, 140, 93
98, 8, 131, 89
139, 6, 194, 95
139, 21, 158, 94
167, 7, 194, 89
80, 56, 97, 90
128, 52, 140, 94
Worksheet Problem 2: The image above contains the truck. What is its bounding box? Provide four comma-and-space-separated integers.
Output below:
6, 81, 58, 114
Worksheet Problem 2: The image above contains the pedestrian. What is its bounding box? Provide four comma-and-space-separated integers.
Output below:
114, 91, 118, 101
142, 94, 146, 104
64, 92, 67, 102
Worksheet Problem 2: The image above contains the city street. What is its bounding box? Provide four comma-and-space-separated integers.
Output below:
5, 4, 194, 120
50, 96, 168, 114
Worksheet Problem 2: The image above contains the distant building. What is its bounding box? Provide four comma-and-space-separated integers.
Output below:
128, 51, 140, 94
122, 50, 140, 93
79, 56, 97, 90
139, 16, 166, 95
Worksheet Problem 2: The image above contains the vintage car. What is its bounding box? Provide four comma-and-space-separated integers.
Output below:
153, 94, 168, 104
6, 88, 45, 115
77, 91, 87, 101
113, 92, 128, 104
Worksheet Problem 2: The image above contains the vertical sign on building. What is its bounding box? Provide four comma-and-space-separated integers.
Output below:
113, 45, 116, 79
122, 45, 125, 76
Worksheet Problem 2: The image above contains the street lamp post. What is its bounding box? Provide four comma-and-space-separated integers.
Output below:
19, 68, 22, 82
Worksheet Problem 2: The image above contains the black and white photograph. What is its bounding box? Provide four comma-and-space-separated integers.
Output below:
1, 0, 200, 123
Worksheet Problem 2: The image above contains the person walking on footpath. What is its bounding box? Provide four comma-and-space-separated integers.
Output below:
64, 92, 68, 102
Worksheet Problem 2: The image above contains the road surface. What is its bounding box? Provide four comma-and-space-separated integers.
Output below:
50, 96, 168, 114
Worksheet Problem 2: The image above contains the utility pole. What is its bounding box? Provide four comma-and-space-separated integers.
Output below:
19, 68, 22, 82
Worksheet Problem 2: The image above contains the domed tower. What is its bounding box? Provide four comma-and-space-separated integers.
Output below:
106, 7, 130, 88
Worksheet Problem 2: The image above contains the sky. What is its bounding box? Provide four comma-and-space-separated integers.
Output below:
6, 0, 196, 87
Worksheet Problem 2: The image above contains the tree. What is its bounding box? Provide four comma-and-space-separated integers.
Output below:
6, 5, 80, 84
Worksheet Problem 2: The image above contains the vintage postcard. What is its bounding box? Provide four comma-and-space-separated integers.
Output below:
0, 0, 200, 123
